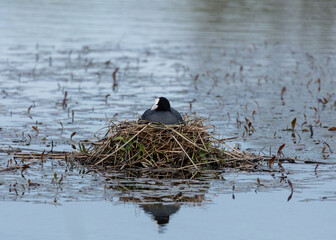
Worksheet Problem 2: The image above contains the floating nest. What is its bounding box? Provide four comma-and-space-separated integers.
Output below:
72, 116, 273, 172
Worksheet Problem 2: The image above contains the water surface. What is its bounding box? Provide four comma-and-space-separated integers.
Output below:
1, 0, 336, 239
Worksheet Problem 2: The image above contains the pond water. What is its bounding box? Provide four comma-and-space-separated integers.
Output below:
1, 0, 336, 239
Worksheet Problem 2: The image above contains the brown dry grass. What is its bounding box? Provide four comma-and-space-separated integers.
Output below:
72, 116, 267, 172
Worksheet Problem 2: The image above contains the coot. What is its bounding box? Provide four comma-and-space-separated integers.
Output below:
139, 97, 183, 124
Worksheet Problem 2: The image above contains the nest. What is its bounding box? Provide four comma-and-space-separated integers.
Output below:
72, 117, 268, 172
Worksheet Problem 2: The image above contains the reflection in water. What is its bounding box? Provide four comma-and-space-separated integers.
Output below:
189, 0, 336, 52
141, 204, 180, 233
0, 0, 335, 212
111, 177, 208, 204
0, 0, 336, 239
0, 0, 335, 52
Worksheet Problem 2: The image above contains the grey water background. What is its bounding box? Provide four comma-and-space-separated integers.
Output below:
1, 0, 336, 239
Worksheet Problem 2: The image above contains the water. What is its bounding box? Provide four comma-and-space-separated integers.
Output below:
2, 189, 336, 240
1, 0, 336, 239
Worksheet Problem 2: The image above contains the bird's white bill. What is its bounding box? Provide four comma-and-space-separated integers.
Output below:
151, 98, 159, 110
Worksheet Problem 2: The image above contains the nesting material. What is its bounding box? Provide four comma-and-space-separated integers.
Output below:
73, 116, 267, 172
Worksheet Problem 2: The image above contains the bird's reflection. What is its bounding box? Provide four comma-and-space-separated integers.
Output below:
141, 204, 180, 233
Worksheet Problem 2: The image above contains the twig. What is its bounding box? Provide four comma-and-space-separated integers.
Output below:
94, 124, 149, 165
166, 126, 208, 152
171, 134, 199, 170
0, 160, 40, 172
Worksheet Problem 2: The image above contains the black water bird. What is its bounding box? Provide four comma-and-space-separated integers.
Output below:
139, 97, 183, 124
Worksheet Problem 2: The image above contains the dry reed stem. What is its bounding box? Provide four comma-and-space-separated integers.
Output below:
167, 126, 208, 152
171, 134, 199, 170
71, 116, 266, 172
94, 124, 149, 165
0, 160, 40, 172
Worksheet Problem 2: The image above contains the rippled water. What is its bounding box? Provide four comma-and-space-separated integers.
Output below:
1, 0, 336, 239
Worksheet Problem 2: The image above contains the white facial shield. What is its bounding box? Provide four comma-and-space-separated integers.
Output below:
151, 98, 160, 110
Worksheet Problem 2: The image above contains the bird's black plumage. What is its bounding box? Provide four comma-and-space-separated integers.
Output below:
139, 97, 183, 124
